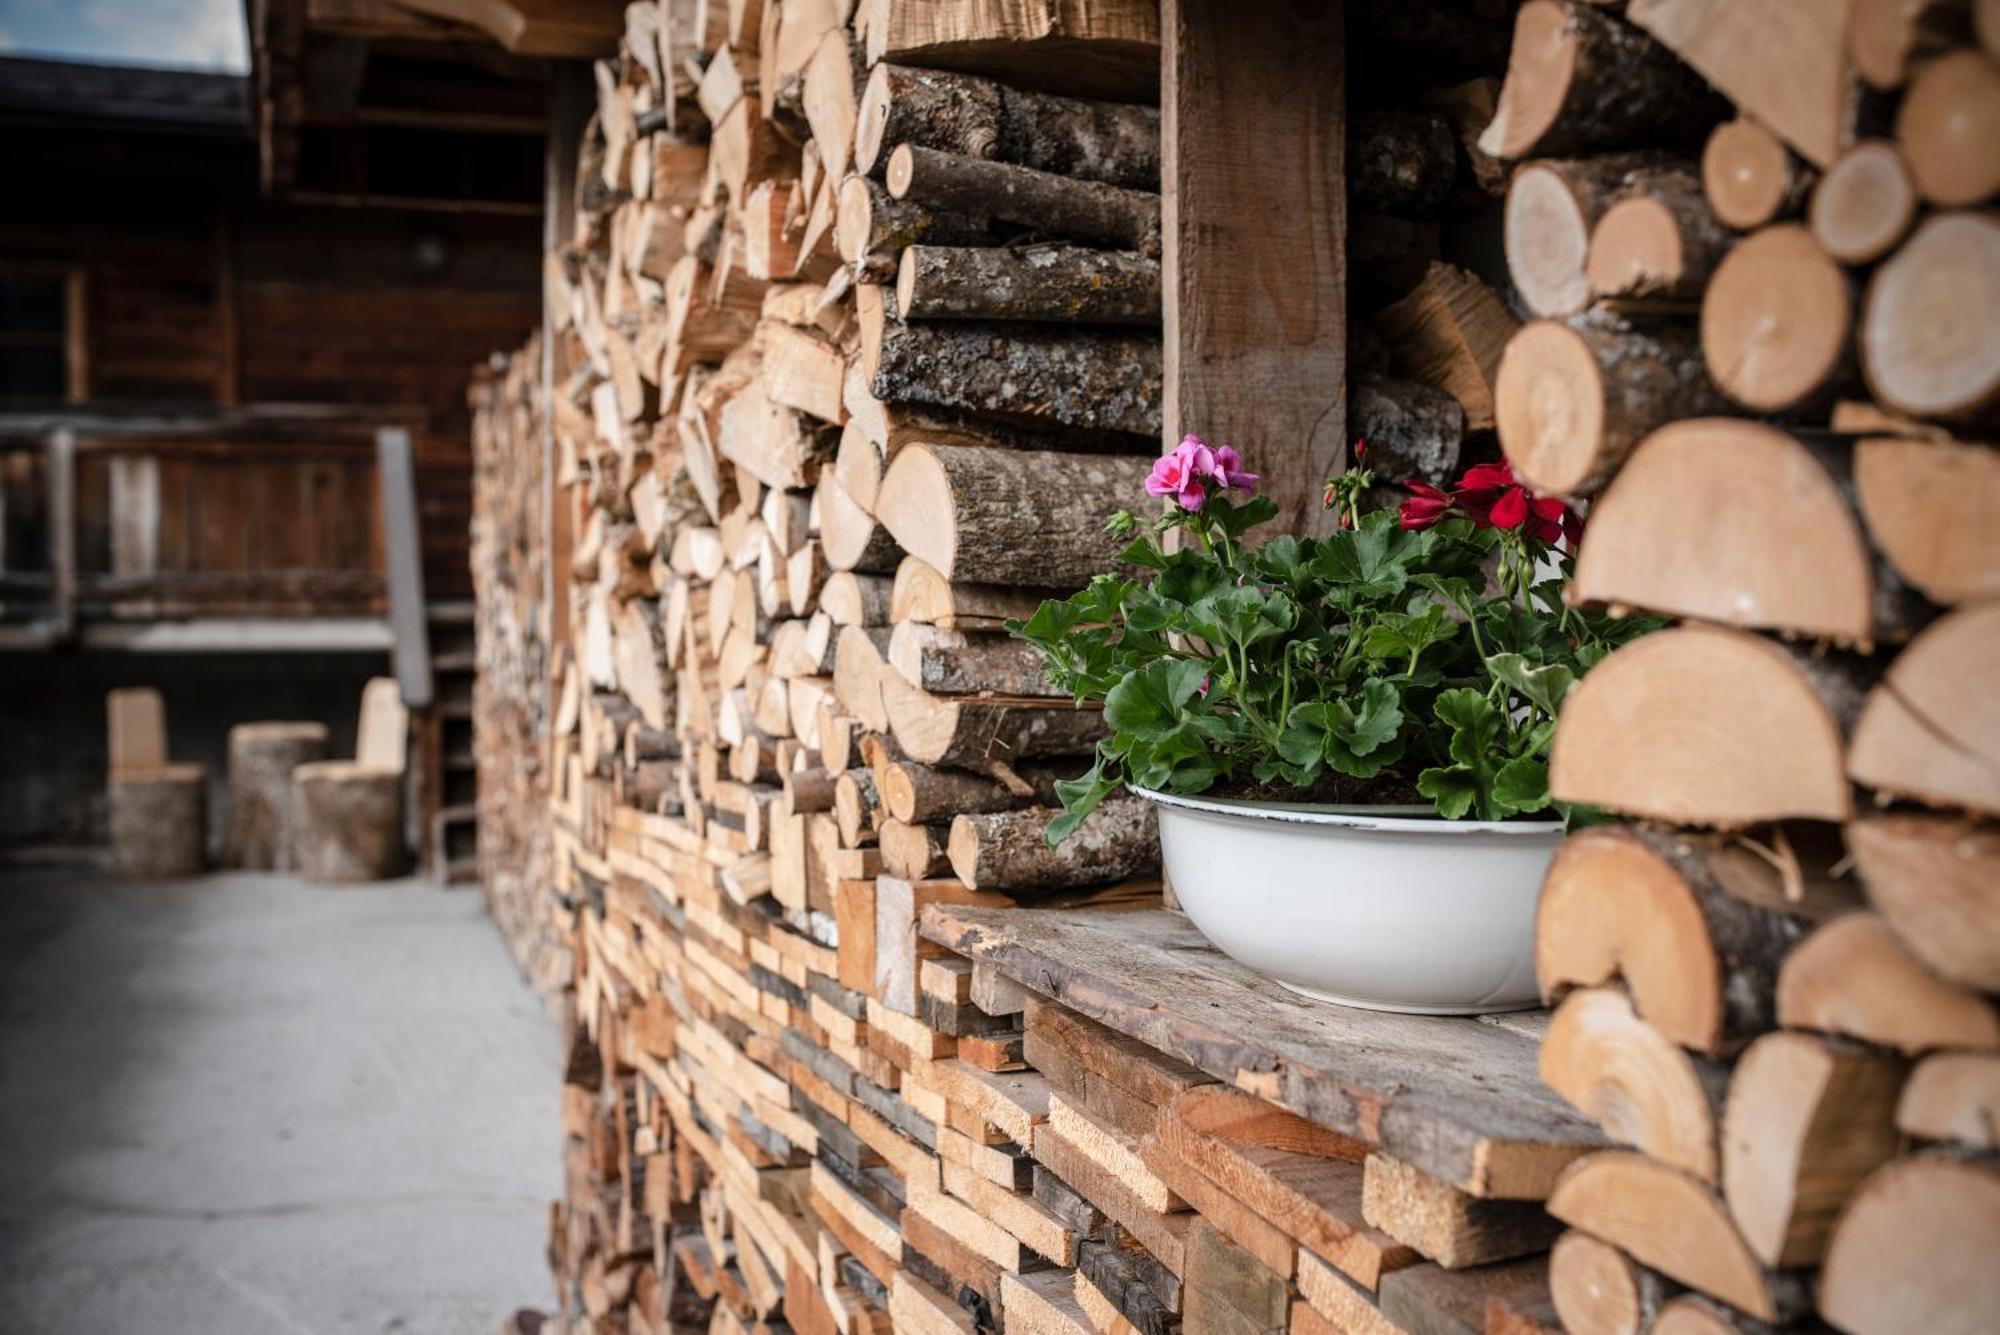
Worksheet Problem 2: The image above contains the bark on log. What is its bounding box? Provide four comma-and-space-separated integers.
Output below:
947, 796, 1157, 891
890, 556, 1045, 631
291, 761, 407, 883
1567, 420, 1927, 647
1852, 435, 2000, 605
1350, 375, 1464, 486
888, 621, 1063, 697
1702, 119, 1814, 231
816, 468, 904, 573
854, 63, 1160, 189
1719, 1030, 1905, 1269
1505, 153, 1689, 318
1539, 986, 1728, 1182
225, 721, 329, 870
876, 445, 1152, 587
880, 817, 952, 879
1545, 1152, 1812, 1324
833, 767, 879, 847
1549, 626, 1872, 826
1549, 1230, 1681, 1335
1495, 320, 1724, 497
879, 758, 1066, 825
1897, 1051, 2000, 1148
1700, 224, 1854, 415
835, 174, 991, 276
109, 765, 205, 878
1350, 111, 1459, 218
1861, 212, 2000, 423
881, 672, 1105, 768
1809, 141, 1918, 265
1820, 1155, 2000, 1335
1373, 263, 1517, 432
896, 244, 1160, 324
1847, 602, 2000, 815
1479, 2, 1727, 162
1849, 813, 2000, 992
1896, 49, 2000, 206
887, 144, 1162, 255
1776, 912, 2000, 1054
1586, 164, 1731, 303
820, 570, 895, 625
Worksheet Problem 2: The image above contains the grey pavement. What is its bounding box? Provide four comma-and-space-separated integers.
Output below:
0, 864, 559, 1334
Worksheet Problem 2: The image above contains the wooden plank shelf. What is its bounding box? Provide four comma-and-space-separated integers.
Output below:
920, 905, 1606, 1200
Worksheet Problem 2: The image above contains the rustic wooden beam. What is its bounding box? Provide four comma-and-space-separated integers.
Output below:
1161, 0, 1347, 537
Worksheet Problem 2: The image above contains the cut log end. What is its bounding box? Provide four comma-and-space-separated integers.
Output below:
1861, 211, 2000, 422
1896, 49, 2000, 207
1776, 912, 2000, 1056
1540, 986, 1721, 1182
1699, 224, 1851, 414
1820, 1156, 2000, 1335
1504, 162, 1597, 318
1809, 141, 1918, 265
1702, 120, 1805, 231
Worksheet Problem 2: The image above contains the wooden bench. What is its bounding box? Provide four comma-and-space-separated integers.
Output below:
291, 678, 410, 882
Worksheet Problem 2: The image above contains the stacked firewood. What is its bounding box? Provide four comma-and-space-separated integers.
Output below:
1473, 4, 2000, 1333
471, 343, 566, 994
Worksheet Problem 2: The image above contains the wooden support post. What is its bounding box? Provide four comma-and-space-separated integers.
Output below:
375, 426, 431, 709
1161, 0, 1346, 537
47, 427, 75, 644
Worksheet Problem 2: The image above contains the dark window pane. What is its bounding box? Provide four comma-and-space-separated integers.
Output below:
0, 275, 65, 335
0, 345, 67, 401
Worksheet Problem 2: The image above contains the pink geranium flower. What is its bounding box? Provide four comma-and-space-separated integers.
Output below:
1146, 436, 1220, 511
1212, 444, 1259, 492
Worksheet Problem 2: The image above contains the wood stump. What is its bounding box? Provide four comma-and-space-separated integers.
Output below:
108, 764, 205, 878
225, 721, 329, 869
291, 762, 407, 883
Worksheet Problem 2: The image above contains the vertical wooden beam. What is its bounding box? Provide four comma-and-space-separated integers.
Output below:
63, 270, 90, 404
377, 426, 433, 708
47, 428, 76, 643
1162, 0, 1346, 538
214, 212, 241, 407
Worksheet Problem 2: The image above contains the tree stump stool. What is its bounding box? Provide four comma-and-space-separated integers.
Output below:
291, 762, 407, 882
225, 722, 328, 869
108, 764, 205, 878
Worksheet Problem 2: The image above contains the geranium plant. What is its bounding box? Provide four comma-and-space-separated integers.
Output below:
1012, 436, 1659, 841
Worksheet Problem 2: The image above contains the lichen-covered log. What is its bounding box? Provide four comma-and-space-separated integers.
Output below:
1587, 162, 1731, 302
888, 621, 1066, 697
896, 244, 1159, 324
881, 672, 1106, 768
291, 762, 407, 883
887, 144, 1161, 254
835, 174, 992, 278
1350, 111, 1459, 218
109, 765, 205, 878
854, 63, 1159, 188
947, 796, 1158, 891
879, 758, 1067, 824
1351, 374, 1464, 485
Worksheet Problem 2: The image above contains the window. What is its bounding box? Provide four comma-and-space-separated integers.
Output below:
0, 268, 85, 404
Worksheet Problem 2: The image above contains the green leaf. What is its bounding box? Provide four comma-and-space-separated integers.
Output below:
1492, 756, 1550, 815
1046, 750, 1122, 845
1416, 766, 1479, 820
1485, 652, 1576, 718
1103, 658, 1208, 741
1360, 603, 1458, 665
1433, 688, 1504, 768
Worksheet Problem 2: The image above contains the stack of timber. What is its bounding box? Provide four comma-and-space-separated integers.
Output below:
1467, 3, 2000, 1332
498, 3, 1628, 1333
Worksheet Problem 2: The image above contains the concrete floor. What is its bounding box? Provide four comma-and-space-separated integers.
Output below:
0, 863, 560, 1334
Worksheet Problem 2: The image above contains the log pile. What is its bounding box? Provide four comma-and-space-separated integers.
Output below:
497, 3, 1599, 1333
1470, 5, 2000, 1332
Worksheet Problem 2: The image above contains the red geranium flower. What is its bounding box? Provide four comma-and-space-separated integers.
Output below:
1399, 482, 1452, 530
1453, 458, 1577, 547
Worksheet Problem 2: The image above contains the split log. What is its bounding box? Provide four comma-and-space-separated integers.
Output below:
1851, 436, 2000, 605
1860, 211, 2000, 422
1776, 912, 2000, 1054
835, 175, 991, 276
834, 624, 894, 732
1479, 2, 1727, 161
896, 244, 1160, 325
1586, 163, 1730, 303
1373, 263, 1517, 432
887, 144, 1161, 254
1699, 224, 1853, 414
820, 570, 895, 625
862, 295, 1162, 436
881, 673, 1105, 768
1349, 111, 1458, 218
613, 598, 671, 728
816, 469, 904, 574
108, 765, 205, 878
1809, 141, 1918, 265
1548, 625, 1870, 826
880, 759, 1064, 824
1627, 0, 1859, 168
1896, 49, 2000, 206
947, 797, 1157, 892
1548, 1230, 1680, 1335
1897, 1052, 2000, 1147
892, 556, 1047, 631
1567, 420, 1924, 647
1702, 119, 1814, 231
889, 622, 1062, 697
879, 818, 952, 879
1539, 987, 1727, 1182
1720, 1031, 1904, 1270
291, 762, 407, 883
832, 768, 879, 847
1350, 376, 1463, 486
875, 446, 1153, 587
1544, 1152, 1810, 1324
853, 63, 1159, 188
1535, 825, 1855, 1057
1359, 1153, 1562, 1270
1819, 1155, 2000, 1335
1852, 0, 1975, 89
1494, 321, 1723, 497
1847, 602, 2000, 814
225, 721, 329, 869
1650, 1294, 1793, 1335
1849, 814, 2000, 992
1505, 154, 1687, 318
